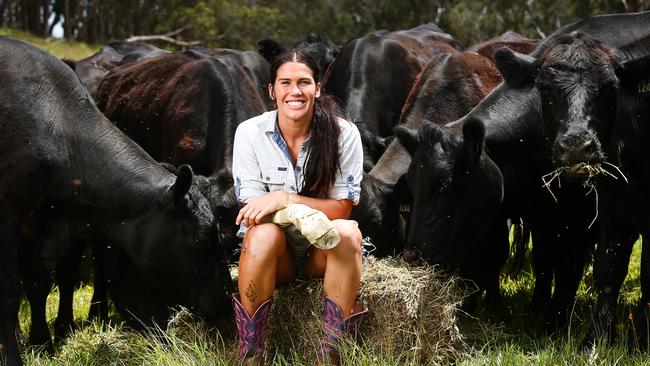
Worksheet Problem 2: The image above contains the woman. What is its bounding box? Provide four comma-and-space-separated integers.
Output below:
231, 49, 365, 365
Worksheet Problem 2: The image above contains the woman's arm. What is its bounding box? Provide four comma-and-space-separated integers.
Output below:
286, 194, 353, 219
236, 191, 352, 227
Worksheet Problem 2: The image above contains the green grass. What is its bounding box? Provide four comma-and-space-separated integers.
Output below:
17, 238, 650, 365
0, 28, 99, 60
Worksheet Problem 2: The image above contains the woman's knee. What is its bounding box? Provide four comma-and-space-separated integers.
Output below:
242, 223, 287, 258
331, 220, 362, 257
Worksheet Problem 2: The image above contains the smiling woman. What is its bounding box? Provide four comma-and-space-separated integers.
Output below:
271, 61, 321, 126
230, 49, 365, 365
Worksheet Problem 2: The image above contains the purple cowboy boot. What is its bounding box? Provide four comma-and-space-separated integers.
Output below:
316, 296, 368, 365
232, 294, 272, 366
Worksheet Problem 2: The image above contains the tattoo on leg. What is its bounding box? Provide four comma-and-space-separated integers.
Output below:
245, 281, 258, 304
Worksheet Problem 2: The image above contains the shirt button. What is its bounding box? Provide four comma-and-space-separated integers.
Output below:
266, 176, 270, 181
290, 186, 296, 191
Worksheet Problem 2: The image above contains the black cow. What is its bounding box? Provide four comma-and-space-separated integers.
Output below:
94, 49, 266, 178
258, 32, 340, 78
357, 51, 504, 304
496, 12, 650, 346
0, 37, 232, 365
58, 47, 262, 337
63, 41, 167, 96
94, 48, 266, 259
354, 52, 501, 260
393, 12, 650, 330
322, 23, 464, 170
397, 120, 507, 308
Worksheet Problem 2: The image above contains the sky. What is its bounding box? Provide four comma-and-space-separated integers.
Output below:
49, 12, 64, 38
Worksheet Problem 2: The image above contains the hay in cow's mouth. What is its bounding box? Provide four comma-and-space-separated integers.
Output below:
541, 162, 628, 229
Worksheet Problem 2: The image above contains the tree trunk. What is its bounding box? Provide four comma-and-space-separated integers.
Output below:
41, 0, 50, 36
0, 0, 5, 27
63, 0, 71, 39
22, 0, 41, 35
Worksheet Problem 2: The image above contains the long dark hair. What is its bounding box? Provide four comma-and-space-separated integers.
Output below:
270, 49, 342, 198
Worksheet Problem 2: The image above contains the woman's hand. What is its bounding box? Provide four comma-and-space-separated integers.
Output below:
236, 190, 290, 227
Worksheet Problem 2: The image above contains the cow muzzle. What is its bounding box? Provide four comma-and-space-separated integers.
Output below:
402, 249, 421, 263
553, 132, 603, 175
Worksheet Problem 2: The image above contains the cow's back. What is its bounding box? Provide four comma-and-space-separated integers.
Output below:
533, 11, 650, 60
323, 24, 463, 141
0, 37, 95, 214
94, 50, 265, 176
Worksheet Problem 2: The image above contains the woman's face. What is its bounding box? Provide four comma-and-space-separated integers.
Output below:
270, 61, 321, 125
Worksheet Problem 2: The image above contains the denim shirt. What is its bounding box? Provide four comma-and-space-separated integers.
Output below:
232, 110, 363, 205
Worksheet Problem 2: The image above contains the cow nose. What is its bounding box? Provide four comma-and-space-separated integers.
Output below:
403, 249, 419, 263
556, 135, 598, 166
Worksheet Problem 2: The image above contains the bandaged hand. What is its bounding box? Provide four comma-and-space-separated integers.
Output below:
272, 202, 340, 249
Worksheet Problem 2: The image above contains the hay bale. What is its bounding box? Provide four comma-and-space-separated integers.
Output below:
265, 256, 467, 364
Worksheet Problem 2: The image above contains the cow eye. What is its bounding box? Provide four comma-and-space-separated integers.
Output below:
599, 79, 618, 92
536, 73, 555, 89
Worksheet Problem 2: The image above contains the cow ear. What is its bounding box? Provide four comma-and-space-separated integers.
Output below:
171, 164, 193, 206
460, 118, 486, 169
394, 125, 420, 156
494, 47, 539, 86
616, 55, 650, 87
257, 39, 285, 63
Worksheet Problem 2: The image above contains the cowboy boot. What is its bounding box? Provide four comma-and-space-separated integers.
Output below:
232, 294, 272, 366
316, 297, 368, 365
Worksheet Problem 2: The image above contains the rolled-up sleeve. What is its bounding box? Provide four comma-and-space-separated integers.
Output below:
328, 121, 363, 205
232, 124, 266, 203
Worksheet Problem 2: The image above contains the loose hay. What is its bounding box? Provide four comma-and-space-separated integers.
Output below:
265, 256, 467, 364
541, 162, 628, 229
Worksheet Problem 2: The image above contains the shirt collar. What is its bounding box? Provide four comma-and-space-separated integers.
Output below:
262, 110, 277, 134
264, 109, 312, 144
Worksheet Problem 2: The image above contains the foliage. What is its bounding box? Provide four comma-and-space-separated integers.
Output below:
2, 0, 648, 50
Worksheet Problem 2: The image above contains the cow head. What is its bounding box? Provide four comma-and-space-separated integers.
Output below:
293, 33, 340, 75
108, 164, 233, 323
258, 33, 340, 77
164, 163, 240, 262
358, 126, 394, 171
198, 172, 241, 262
495, 34, 621, 177
394, 119, 503, 266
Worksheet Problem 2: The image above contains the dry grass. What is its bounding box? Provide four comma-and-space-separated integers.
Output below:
261, 256, 467, 364
541, 161, 628, 228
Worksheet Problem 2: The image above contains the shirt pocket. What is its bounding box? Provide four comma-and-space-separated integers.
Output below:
261, 169, 286, 192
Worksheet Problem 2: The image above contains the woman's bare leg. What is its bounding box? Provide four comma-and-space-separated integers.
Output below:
304, 219, 362, 317
238, 223, 296, 316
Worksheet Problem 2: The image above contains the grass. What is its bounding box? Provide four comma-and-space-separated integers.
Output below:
0, 28, 99, 60
16, 237, 650, 365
